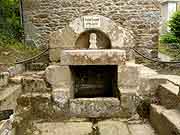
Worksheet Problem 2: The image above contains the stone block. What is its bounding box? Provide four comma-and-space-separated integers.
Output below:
0, 72, 9, 87
49, 27, 76, 49
8, 64, 25, 77
25, 63, 48, 71
61, 49, 126, 65
9, 76, 23, 84
97, 120, 130, 135
128, 123, 156, 135
0, 85, 21, 111
45, 65, 72, 89
157, 82, 180, 109
120, 88, 140, 117
52, 88, 72, 112
31, 122, 92, 135
49, 48, 61, 62
137, 75, 167, 97
150, 104, 180, 135
69, 98, 121, 118
21, 77, 49, 93
17, 92, 51, 107
118, 63, 141, 88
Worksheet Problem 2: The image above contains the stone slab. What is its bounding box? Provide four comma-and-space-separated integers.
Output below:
157, 82, 180, 109
97, 120, 130, 135
34, 122, 92, 135
60, 49, 126, 65
69, 98, 121, 118
150, 104, 180, 135
21, 76, 50, 93
0, 85, 21, 111
128, 123, 157, 135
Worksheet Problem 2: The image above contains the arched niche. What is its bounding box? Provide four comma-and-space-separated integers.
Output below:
49, 15, 135, 50
75, 29, 111, 49
49, 15, 135, 62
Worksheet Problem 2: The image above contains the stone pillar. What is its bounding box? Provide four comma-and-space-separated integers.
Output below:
45, 65, 73, 112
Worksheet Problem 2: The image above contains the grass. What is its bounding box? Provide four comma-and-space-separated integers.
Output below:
0, 35, 40, 66
159, 43, 180, 60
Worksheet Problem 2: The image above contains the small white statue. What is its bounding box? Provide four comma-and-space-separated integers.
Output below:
89, 33, 97, 49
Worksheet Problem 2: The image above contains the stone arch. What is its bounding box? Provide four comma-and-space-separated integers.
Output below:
75, 29, 111, 49
49, 15, 135, 62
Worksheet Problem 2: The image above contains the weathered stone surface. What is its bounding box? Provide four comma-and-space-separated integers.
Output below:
157, 82, 180, 109
8, 64, 25, 77
120, 88, 140, 117
69, 98, 121, 118
118, 62, 141, 88
52, 88, 72, 111
0, 119, 14, 135
17, 92, 51, 107
33, 122, 92, 135
25, 63, 48, 71
49, 27, 77, 49
0, 85, 21, 111
21, 77, 50, 93
137, 75, 167, 97
97, 120, 130, 135
61, 49, 126, 65
49, 48, 61, 62
9, 76, 23, 84
128, 123, 157, 135
150, 104, 180, 135
45, 65, 72, 89
0, 72, 9, 87
22, 0, 160, 54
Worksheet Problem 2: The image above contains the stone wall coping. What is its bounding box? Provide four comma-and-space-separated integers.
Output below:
161, 0, 180, 4
60, 49, 126, 65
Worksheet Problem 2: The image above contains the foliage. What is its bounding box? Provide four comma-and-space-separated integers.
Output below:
160, 32, 179, 44
160, 11, 180, 46
169, 11, 180, 41
0, 0, 23, 40
0, 35, 40, 64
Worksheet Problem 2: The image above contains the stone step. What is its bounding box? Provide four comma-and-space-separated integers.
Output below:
0, 85, 21, 111
21, 76, 50, 93
25, 62, 48, 71
157, 82, 180, 109
15, 119, 157, 135
97, 120, 157, 135
150, 104, 180, 135
16, 121, 93, 135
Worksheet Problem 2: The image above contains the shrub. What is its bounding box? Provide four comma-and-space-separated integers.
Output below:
0, 0, 23, 41
169, 11, 180, 41
160, 32, 179, 44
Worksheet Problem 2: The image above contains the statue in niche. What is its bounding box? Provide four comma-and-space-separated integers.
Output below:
89, 33, 97, 49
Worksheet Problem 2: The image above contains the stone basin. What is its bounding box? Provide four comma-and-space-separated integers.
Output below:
60, 49, 126, 65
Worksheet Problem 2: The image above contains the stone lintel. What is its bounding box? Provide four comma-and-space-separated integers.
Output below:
60, 49, 126, 65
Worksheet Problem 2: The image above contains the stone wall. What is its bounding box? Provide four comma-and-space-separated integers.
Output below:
22, 0, 161, 51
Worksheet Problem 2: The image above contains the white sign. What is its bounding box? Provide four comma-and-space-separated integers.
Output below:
83, 16, 101, 29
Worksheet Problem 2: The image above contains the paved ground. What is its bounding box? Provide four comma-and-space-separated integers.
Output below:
32, 118, 157, 135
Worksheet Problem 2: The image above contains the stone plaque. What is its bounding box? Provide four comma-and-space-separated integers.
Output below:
83, 16, 101, 29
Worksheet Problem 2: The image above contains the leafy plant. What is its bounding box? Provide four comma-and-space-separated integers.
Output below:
169, 11, 180, 41
0, 0, 23, 40
160, 11, 180, 45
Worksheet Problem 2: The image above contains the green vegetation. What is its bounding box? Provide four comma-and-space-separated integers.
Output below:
0, 0, 22, 40
160, 11, 180, 46
0, 0, 40, 65
159, 11, 180, 60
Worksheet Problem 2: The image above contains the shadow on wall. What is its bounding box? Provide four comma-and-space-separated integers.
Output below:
75, 29, 111, 49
